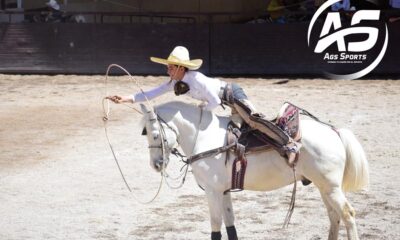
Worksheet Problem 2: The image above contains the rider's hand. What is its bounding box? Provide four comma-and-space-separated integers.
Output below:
106, 95, 133, 104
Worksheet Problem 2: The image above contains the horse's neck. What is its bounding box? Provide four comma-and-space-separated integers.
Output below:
172, 111, 229, 156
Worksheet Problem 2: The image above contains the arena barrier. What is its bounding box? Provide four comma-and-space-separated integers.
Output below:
0, 22, 399, 77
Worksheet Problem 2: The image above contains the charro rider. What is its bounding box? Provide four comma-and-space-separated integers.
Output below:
106, 46, 300, 161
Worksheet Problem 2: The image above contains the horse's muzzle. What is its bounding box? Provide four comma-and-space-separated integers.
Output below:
153, 158, 168, 172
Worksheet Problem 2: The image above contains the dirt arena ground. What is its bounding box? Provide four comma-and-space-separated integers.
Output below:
1, 74, 399, 240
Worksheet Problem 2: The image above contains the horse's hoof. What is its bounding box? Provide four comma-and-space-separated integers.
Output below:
211, 232, 222, 240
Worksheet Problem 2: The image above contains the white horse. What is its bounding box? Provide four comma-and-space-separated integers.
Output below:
139, 101, 369, 240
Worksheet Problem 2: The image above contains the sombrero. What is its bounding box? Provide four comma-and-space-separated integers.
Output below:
150, 46, 203, 70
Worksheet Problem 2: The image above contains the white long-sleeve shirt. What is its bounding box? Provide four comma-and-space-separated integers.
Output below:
132, 71, 226, 111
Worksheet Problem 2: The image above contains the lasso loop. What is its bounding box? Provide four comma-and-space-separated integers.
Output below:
103, 64, 192, 202
102, 64, 163, 204
103, 63, 152, 116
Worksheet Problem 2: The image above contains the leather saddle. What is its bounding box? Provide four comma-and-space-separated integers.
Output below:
227, 102, 312, 190
229, 102, 301, 154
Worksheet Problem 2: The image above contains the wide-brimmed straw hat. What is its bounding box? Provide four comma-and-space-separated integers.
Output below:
150, 46, 203, 70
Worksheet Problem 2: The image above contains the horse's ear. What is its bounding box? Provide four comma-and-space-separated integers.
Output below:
140, 104, 150, 115
141, 127, 147, 135
140, 103, 157, 121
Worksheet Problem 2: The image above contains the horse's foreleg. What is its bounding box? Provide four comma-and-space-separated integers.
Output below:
325, 187, 359, 240
321, 192, 340, 240
222, 192, 238, 240
206, 190, 224, 240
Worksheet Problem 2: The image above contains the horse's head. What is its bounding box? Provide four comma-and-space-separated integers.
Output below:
140, 104, 179, 172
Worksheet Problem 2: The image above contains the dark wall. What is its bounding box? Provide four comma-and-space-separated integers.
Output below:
210, 23, 316, 75
211, 22, 400, 77
0, 22, 399, 77
0, 23, 209, 75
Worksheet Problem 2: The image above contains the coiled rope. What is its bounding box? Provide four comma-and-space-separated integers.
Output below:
102, 64, 163, 204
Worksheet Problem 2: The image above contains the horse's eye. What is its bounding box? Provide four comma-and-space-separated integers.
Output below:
152, 133, 159, 140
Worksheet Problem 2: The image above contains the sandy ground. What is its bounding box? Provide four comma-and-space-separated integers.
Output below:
1, 74, 400, 240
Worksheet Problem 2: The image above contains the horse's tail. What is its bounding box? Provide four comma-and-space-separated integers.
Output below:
338, 128, 369, 192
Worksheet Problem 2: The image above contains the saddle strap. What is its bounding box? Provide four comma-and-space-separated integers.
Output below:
188, 142, 237, 164
231, 144, 247, 191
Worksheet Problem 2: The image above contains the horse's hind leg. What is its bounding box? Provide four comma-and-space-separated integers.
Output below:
222, 192, 238, 240
320, 192, 341, 240
323, 187, 359, 240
